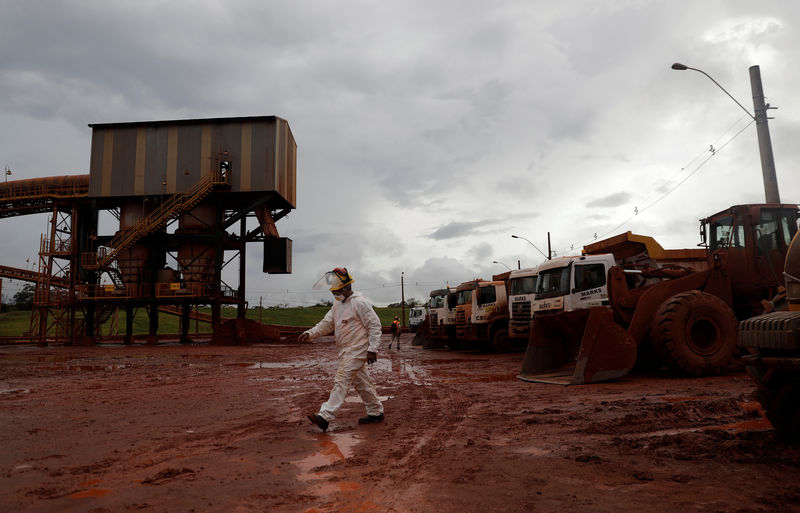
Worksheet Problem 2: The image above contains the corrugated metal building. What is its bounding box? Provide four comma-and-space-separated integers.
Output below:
87, 116, 296, 209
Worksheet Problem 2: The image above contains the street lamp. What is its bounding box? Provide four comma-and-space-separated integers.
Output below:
492, 260, 512, 271
671, 62, 780, 204
511, 234, 549, 260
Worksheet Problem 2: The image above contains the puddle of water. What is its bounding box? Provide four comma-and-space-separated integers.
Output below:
36, 364, 131, 372
344, 395, 391, 403
0, 388, 30, 395
69, 488, 110, 499
294, 432, 361, 476
707, 418, 773, 433
627, 427, 703, 439
704, 401, 773, 433
517, 446, 552, 457
247, 362, 297, 369
660, 396, 711, 403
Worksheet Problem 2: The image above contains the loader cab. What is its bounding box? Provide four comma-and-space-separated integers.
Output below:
701, 204, 799, 315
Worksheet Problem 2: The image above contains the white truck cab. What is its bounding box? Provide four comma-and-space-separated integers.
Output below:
532, 254, 615, 315
507, 267, 539, 339
408, 306, 427, 332
427, 288, 457, 339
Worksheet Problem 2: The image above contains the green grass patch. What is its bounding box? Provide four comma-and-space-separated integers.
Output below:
0, 305, 410, 337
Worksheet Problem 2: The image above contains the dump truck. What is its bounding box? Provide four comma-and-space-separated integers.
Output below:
519, 204, 799, 385
413, 287, 458, 349
507, 266, 539, 341
408, 306, 427, 332
531, 254, 616, 316
738, 228, 800, 439
454, 272, 514, 351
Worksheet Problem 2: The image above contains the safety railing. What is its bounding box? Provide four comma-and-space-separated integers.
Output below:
0, 181, 89, 203
88, 170, 228, 270
75, 284, 149, 299
155, 282, 204, 298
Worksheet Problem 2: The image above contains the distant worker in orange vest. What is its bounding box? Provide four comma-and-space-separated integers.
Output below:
388, 315, 401, 350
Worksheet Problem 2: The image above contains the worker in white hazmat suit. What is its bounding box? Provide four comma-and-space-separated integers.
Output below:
299, 268, 385, 432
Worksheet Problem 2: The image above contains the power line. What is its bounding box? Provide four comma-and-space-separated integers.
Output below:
559, 118, 755, 253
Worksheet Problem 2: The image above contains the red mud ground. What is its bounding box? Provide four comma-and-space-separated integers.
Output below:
1, 333, 799, 513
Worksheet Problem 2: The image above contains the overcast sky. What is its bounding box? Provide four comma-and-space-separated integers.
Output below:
1, 0, 799, 308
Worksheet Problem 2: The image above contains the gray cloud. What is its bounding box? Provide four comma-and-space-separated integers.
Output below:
586, 191, 632, 208
2, 1, 799, 306
429, 221, 486, 240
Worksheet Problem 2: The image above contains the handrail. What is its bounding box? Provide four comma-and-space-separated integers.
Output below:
92, 170, 228, 269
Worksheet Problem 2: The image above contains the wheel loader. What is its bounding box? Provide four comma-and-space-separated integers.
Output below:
738, 228, 800, 439
519, 204, 799, 385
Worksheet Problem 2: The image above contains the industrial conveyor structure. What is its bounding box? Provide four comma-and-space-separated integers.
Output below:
0, 116, 296, 345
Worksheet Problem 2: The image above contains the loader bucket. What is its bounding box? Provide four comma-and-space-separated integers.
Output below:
518, 306, 638, 385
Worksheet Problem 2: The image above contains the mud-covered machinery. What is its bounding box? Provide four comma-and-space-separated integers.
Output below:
738, 229, 800, 439
1, 116, 297, 345
520, 204, 799, 385
412, 287, 457, 349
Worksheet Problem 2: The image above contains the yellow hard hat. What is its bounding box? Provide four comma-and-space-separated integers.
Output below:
312, 267, 354, 291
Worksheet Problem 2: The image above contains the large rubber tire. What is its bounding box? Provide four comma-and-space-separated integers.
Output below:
650, 290, 738, 376
490, 328, 514, 353
746, 364, 800, 441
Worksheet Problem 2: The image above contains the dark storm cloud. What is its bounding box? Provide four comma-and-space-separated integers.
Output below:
429, 221, 485, 240
585, 191, 631, 208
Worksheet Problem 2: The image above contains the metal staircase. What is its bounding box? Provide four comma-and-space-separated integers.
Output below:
86, 170, 229, 270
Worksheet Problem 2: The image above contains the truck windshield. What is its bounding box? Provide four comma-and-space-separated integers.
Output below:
447, 293, 458, 309
457, 290, 472, 305
509, 276, 537, 295
536, 266, 571, 298
477, 285, 496, 305
430, 295, 445, 308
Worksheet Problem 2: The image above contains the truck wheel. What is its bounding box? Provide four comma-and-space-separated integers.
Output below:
490, 328, 513, 353
746, 364, 800, 441
650, 290, 738, 376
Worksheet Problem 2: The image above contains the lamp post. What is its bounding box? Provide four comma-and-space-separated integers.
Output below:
671, 62, 780, 204
492, 260, 512, 271
511, 234, 550, 260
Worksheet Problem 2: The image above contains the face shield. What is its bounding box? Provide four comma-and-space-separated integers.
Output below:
312, 268, 354, 291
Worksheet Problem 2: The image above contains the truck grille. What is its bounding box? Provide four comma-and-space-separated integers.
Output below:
456, 310, 466, 324
512, 301, 531, 319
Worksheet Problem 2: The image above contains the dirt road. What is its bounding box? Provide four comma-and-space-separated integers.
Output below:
1, 334, 799, 512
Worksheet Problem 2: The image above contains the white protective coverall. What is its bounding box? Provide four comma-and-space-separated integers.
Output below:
303, 291, 384, 421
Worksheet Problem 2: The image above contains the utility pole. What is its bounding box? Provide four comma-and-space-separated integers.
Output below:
672, 63, 780, 203
750, 65, 780, 203
401, 272, 406, 329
